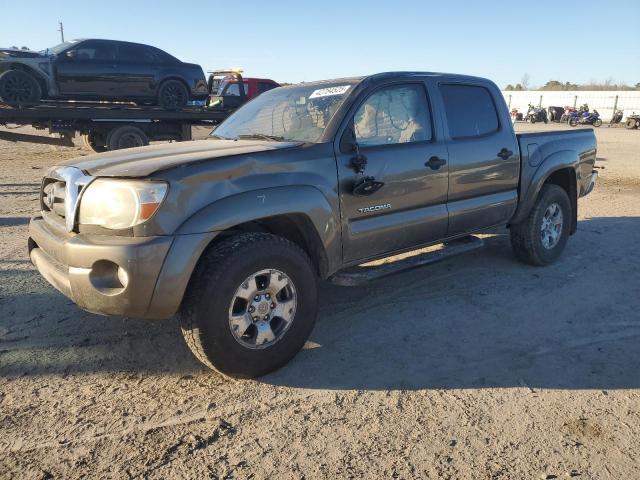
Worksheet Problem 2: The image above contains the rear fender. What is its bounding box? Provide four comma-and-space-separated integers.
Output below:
511, 150, 578, 226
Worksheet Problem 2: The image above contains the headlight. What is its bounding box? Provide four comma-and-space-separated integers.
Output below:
79, 179, 168, 229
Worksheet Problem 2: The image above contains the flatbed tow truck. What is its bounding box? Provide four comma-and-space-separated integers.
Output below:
0, 70, 280, 152
0, 100, 229, 151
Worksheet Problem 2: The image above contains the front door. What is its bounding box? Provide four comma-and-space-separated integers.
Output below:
336, 82, 449, 263
55, 40, 118, 97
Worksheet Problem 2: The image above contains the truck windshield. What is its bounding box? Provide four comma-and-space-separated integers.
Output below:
212, 82, 356, 143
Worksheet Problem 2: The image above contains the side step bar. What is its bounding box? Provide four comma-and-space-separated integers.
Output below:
329, 235, 484, 287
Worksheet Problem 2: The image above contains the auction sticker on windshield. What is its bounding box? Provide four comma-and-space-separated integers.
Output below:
309, 85, 351, 99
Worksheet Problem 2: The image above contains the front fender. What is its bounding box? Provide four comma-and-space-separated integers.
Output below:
510, 149, 578, 225
176, 185, 342, 274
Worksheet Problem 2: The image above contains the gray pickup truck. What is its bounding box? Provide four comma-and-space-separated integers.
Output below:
29, 72, 598, 377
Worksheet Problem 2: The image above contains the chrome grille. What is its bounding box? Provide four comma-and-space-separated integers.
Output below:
40, 166, 94, 232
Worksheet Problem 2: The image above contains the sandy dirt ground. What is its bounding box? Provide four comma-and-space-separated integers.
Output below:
0, 122, 639, 479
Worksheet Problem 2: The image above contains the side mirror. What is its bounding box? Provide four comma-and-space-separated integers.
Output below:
65, 50, 76, 59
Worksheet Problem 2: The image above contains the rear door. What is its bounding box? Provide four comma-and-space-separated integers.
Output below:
54, 40, 118, 96
112, 43, 160, 97
336, 81, 449, 263
432, 80, 520, 235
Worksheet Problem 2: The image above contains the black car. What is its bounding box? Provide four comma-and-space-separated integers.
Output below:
0, 39, 208, 109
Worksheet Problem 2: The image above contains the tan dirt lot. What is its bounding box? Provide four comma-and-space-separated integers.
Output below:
0, 122, 639, 479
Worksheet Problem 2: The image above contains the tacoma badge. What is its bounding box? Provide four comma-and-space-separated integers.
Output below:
358, 203, 391, 214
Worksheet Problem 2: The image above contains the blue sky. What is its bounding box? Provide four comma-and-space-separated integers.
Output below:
2, 0, 638, 87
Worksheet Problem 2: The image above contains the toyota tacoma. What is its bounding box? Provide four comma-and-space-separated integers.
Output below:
28, 72, 598, 377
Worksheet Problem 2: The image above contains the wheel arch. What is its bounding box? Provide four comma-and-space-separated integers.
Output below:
510, 150, 579, 233
0, 62, 48, 94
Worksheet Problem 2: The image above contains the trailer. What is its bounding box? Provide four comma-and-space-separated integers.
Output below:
0, 101, 229, 151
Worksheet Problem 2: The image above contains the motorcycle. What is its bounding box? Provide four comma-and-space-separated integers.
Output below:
609, 109, 624, 126
526, 103, 548, 123
568, 109, 602, 127
560, 106, 577, 123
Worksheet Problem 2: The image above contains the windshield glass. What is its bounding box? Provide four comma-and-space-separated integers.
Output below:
212, 81, 356, 143
45, 40, 79, 55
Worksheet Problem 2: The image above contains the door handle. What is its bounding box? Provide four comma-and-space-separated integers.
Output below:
498, 148, 513, 160
425, 156, 446, 170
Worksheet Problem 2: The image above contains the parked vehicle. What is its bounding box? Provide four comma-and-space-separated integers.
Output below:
526, 103, 548, 123
609, 109, 624, 126
28, 71, 598, 377
0, 39, 208, 109
560, 106, 577, 123
625, 113, 640, 129
547, 106, 565, 122
569, 109, 602, 127
205, 70, 279, 112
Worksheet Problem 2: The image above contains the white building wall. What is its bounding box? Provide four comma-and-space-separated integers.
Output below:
500, 91, 640, 121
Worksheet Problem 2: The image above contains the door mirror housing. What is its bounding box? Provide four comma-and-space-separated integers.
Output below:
65, 50, 76, 60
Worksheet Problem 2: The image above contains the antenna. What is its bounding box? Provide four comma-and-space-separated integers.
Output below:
58, 21, 65, 42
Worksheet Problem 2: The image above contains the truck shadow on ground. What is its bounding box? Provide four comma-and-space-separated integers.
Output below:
1, 217, 639, 391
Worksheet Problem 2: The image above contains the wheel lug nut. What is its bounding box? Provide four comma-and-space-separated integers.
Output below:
254, 295, 260, 301
252, 316, 258, 322
265, 293, 270, 300
270, 303, 275, 309
249, 306, 255, 313
263, 315, 269, 321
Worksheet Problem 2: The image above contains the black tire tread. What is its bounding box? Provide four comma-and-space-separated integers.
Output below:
180, 232, 315, 375
510, 184, 571, 266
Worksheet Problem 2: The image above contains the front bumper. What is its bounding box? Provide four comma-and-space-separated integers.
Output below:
29, 216, 175, 318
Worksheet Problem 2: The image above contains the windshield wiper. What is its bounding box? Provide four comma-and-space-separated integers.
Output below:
237, 133, 286, 142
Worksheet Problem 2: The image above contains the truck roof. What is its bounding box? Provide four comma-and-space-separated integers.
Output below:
286, 71, 493, 89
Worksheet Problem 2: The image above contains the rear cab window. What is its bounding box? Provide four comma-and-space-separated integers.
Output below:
439, 84, 499, 139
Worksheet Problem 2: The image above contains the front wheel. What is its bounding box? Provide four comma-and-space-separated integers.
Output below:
593, 119, 602, 127
180, 233, 318, 378
569, 117, 578, 127
0, 70, 42, 107
510, 184, 571, 266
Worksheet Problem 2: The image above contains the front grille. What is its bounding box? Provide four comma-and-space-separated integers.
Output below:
39, 166, 94, 232
41, 178, 66, 218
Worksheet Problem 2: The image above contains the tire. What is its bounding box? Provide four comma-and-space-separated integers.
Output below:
530, 116, 536, 124
105, 126, 149, 151
593, 119, 602, 127
0, 70, 42, 107
82, 131, 107, 153
626, 119, 637, 130
569, 117, 578, 127
510, 184, 572, 266
158, 79, 189, 109
180, 233, 318, 378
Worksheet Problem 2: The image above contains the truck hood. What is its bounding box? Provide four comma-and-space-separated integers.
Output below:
64, 139, 303, 177
0, 48, 44, 59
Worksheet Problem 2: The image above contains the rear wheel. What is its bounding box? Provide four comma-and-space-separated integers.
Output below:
82, 131, 107, 153
626, 119, 638, 130
180, 233, 318, 378
105, 126, 149, 151
0, 70, 42, 107
158, 80, 189, 109
510, 184, 571, 266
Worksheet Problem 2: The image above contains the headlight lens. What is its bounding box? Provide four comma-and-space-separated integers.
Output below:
79, 179, 168, 229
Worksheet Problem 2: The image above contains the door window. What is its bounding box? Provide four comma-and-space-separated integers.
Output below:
258, 82, 277, 94
221, 82, 249, 96
354, 84, 432, 147
439, 84, 499, 139
118, 43, 159, 63
69, 41, 117, 61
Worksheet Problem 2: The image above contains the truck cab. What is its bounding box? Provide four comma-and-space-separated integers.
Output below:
205, 70, 279, 112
